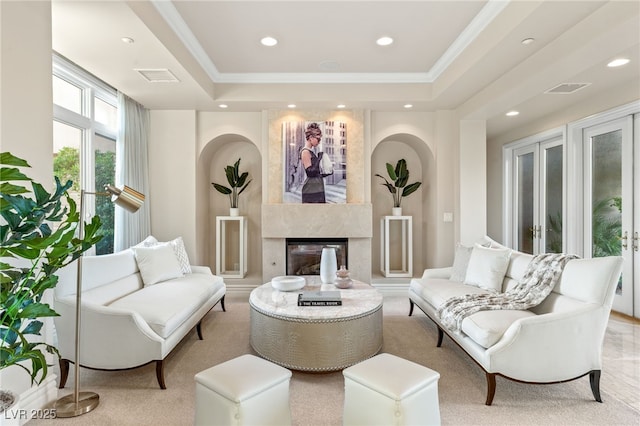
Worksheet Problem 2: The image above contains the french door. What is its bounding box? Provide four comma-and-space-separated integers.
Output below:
583, 116, 636, 316
512, 136, 564, 254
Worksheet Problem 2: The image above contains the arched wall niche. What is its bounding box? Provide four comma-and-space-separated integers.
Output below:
196, 134, 263, 283
371, 133, 436, 277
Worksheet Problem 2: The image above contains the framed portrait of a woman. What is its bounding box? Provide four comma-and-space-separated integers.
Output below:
282, 120, 347, 204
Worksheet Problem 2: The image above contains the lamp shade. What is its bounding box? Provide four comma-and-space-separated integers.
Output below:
105, 184, 145, 213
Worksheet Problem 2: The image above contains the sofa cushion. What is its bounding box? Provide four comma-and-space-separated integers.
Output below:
81, 274, 143, 306
461, 309, 536, 349
108, 273, 224, 338
410, 278, 489, 309
132, 244, 184, 286
464, 244, 511, 292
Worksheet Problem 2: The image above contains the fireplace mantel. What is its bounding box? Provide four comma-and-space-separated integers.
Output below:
261, 203, 372, 238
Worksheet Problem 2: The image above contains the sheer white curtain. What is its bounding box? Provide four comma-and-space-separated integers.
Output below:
115, 92, 151, 251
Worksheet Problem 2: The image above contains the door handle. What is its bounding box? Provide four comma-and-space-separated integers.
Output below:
633, 232, 639, 252
529, 227, 536, 239
620, 231, 628, 250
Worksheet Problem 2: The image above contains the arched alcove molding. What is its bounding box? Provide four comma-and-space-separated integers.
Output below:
196, 134, 262, 283
371, 133, 436, 277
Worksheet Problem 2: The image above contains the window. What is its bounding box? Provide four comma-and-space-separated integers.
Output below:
53, 53, 118, 254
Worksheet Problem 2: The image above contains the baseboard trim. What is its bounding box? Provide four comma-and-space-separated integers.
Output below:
3, 375, 59, 425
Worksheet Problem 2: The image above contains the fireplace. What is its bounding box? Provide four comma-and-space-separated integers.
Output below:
286, 238, 348, 276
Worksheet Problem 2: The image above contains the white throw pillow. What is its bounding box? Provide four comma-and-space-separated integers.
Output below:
166, 237, 192, 274
450, 243, 473, 282
142, 236, 192, 274
132, 244, 184, 286
464, 244, 511, 292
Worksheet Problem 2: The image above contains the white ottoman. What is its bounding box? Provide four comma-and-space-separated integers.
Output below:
342, 353, 441, 426
194, 354, 292, 426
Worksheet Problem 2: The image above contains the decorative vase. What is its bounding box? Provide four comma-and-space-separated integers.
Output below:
230, 207, 240, 217
392, 207, 402, 216
335, 265, 353, 289
320, 247, 337, 284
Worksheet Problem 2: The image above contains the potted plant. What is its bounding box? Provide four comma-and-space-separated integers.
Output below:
212, 158, 252, 216
375, 158, 422, 215
0, 152, 102, 413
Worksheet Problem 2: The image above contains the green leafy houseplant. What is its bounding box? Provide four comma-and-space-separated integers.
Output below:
211, 158, 252, 209
375, 158, 422, 208
0, 152, 103, 386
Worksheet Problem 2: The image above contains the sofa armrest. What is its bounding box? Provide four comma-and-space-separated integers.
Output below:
190, 265, 213, 275
421, 266, 452, 280
486, 304, 608, 382
54, 297, 165, 370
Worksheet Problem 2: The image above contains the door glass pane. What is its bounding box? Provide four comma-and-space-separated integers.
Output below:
591, 130, 622, 291
517, 152, 535, 254
544, 145, 563, 253
94, 134, 116, 255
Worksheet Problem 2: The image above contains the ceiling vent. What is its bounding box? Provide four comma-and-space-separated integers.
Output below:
544, 82, 590, 94
135, 69, 180, 83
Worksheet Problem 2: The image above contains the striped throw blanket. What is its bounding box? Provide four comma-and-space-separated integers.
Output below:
437, 253, 578, 333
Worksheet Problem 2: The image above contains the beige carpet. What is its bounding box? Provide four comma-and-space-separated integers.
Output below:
30, 297, 639, 425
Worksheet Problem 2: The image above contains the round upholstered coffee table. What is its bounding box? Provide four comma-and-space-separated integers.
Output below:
249, 279, 383, 372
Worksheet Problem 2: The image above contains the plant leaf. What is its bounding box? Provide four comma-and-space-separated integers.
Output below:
402, 182, 422, 197
212, 183, 232, 195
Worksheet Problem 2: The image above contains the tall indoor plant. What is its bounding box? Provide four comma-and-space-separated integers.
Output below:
0, 152, 102, 411
212, 158, 252, 216
375, 158, 422, 215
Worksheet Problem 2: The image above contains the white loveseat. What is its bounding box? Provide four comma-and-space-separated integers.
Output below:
53, 239, 226, 389
408, 239, 623, 405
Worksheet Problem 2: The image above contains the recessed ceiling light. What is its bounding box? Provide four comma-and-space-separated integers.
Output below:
521, 38, 535, 45
376, 36, 394, 46
121, 37, 135, 44
287, 104, 296, 109
337, 104, 346, 109
404, 104, 413, 109
506, 111, 519, 117
260, 36, 278, 47
218, 104, 228, 109
607, 58, 630, 67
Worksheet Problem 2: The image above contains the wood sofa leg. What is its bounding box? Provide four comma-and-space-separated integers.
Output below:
436, 326, 444, 347
156, 360, 166, 390
590, 370, 603, 402
408, 299, 414, 316
58, 359, 70, 389
485, 373, 497, 406
196, 321, 204, 340
221, 295, 226, 312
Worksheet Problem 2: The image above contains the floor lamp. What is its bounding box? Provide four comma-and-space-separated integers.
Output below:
54, 184, 144, 417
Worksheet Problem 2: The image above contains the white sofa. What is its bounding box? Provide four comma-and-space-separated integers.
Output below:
408, 240, 623, 405
53, 244, 226, 389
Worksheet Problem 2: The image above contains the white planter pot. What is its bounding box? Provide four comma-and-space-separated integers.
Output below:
320, 247, 337, 284
0, 390, 19, 426
392, 207, 403, 216
229, 208, 240, 217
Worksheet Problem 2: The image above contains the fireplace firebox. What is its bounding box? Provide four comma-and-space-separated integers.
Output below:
286, 238, 348, 276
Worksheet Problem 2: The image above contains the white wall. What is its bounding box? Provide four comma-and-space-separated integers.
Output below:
459, 120, 487, 244
148, 110, 197, 255
0, 0, 59, 419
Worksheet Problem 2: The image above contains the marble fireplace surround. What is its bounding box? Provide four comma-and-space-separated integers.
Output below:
261, 203, 372, 283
